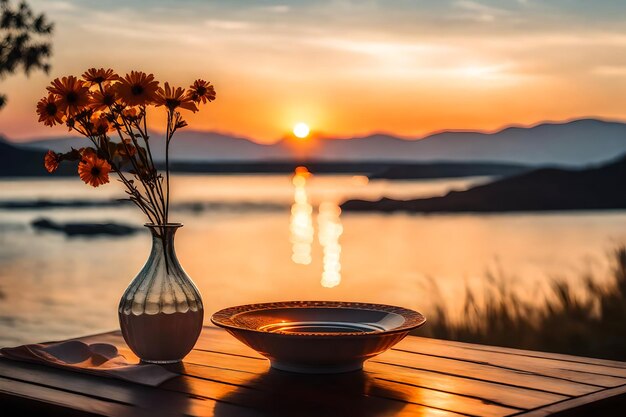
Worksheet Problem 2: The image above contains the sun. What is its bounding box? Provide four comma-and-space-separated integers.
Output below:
293, 122, 310, 139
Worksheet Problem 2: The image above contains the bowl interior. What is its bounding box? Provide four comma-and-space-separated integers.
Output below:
232, 307, 406, 334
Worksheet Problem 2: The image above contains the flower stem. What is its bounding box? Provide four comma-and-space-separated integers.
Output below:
165, 110, 173, 224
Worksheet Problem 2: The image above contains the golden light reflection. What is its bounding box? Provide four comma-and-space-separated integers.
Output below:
318, 202, 343, 288
290, 167, 313, 265
289, 167, 344, 287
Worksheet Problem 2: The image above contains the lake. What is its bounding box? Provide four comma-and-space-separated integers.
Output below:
1, 172, 626, 346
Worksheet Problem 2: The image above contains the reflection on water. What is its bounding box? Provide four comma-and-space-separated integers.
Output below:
290, 167, 314, 265
290, 167, 344, 287
319, 202, 343, 288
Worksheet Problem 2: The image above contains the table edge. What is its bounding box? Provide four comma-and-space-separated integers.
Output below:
513, 384, 626, 416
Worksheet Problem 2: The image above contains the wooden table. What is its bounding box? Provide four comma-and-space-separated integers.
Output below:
2, 327, 626, 416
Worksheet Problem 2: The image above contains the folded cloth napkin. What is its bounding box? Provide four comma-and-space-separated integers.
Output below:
0, 340, 177, 386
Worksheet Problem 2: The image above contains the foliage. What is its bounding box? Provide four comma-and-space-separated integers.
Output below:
416, 247, 626, 360
0, 0, 53, 109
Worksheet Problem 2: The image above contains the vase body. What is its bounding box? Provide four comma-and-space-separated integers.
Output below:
118, 224, 203, 363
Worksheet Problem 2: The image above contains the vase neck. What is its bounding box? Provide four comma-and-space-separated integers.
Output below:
119, 222, 203, 316
146, 224, 182, 268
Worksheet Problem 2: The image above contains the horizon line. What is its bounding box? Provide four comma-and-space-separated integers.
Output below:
4, 115, 625, 145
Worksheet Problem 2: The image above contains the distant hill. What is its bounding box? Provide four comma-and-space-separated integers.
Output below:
368, 162, 528, 179
21, 131, 281, 162
0, 137, 75, 177
0, 138, 528, 178
18, 118, 626, 165
341, 154, 626, 213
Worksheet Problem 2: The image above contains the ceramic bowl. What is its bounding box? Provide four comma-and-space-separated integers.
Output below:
211, 301, 426, 374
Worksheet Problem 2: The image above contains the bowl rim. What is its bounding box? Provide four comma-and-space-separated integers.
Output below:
210, 301, 426, 337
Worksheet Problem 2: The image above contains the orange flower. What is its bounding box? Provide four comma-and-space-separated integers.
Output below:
44, 150, 60, 173
46, 76, 90, 116
189, 79, 215, 104
90, 113, 112, 135
81, 147, 97, 159
82, 68, 119, 85
89, 87, 118, 111
121, 107, 140, 120
36, 94, 64, 126
155, 82, 198, 112
78, 152, 111, 187
116, 71, 159, 106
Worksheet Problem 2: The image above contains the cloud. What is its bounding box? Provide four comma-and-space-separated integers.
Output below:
264, 5, 290, 14
205, 20, 252, 31
593, 65, 626, 76
453, 0, 511, 22
311, 37, 451, 57
36, 1, 76, 12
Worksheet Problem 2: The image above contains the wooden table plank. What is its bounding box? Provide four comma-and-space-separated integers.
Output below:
0, 360, 261, 417
396, 338, 626, 381
2, 327, 626, 416
185, 328, 625, 390
513, 385, 626, 417
382, 349, 623, 389
80, 333, 493, 416
80, 329, 594, 416
0, 375, 154, 417
172, 328, 603, 397
177, 356, 518, 417
87, 330, 575, 411
188, 341, 565, 410
164, 366, 468, 417
186, 348, 559, 411
404, 336, 626, 370
66, 330, 466, 416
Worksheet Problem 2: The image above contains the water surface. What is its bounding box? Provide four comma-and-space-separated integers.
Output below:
1, 173, 625, 346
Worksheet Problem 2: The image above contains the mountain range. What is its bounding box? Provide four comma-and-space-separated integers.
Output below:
0, 138, 528, 178
15, 118, 626, 166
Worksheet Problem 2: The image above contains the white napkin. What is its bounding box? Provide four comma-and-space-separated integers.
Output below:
0, 340, 177, 386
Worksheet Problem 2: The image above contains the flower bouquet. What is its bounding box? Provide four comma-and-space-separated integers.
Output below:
37, 68, 216, 363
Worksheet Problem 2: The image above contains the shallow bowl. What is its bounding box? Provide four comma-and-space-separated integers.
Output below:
211, 301, 426, 373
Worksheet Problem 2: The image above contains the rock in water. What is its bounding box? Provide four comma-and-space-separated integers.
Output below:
32, 218, 140, 237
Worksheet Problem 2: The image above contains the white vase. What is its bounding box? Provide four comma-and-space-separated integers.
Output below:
118, 223, 203, 363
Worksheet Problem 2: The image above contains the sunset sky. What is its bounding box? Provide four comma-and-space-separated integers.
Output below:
2, 0, 626, 143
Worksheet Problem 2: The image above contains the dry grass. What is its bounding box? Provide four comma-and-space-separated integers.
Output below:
414, 247, 626, 360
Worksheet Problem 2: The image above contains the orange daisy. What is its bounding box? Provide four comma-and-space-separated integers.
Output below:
155, 82, 198, 112
81, 147, 97, 159
46, 76, 90, 116
82, 68, 120, 85
121, 107, 140, 120
90, 113, 112, 135
189, 79, 215, 104
36, 94, 64, 127
44, 150, 60, 173
78, 152, 111, 187
89, 87, 118, 111
116, 71, 159, 106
